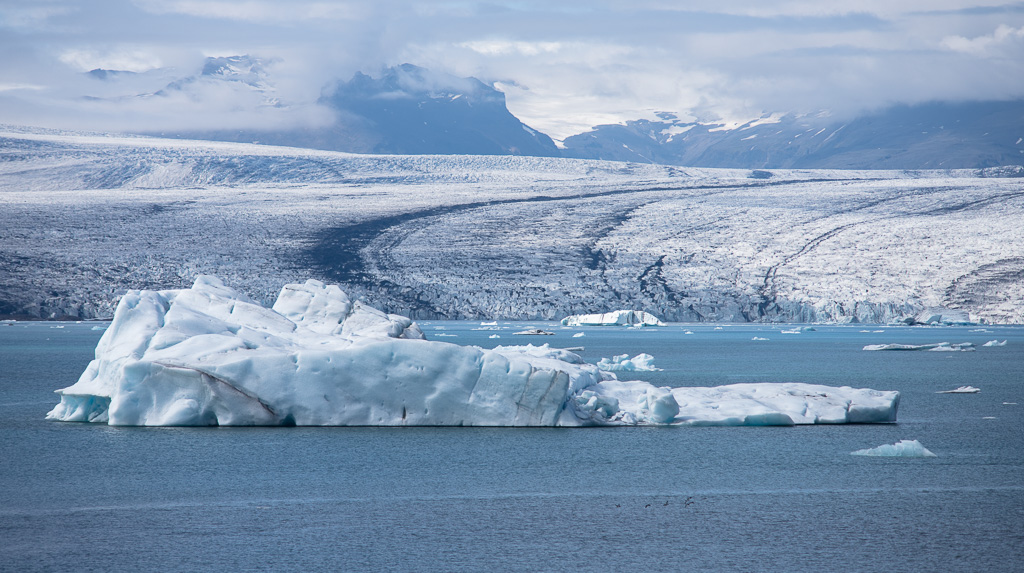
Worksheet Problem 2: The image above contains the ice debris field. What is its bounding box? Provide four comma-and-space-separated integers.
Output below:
48, 276, 901, 427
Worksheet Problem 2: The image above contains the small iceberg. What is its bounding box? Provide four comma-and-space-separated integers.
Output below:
480, 321, 497, 326
863, 342, 975, 352
937, 386, 980, 393
572, 332, 585, 338
488, 334, 500, 339
780, 329, 801, 334
596, 353, 661, 372
560, 310, 665, 327
752, 337, 770, 341
982, 340, 1008, 347
513, 328, 554, 336
90, 326, 107, 331
851, 439, 937, 457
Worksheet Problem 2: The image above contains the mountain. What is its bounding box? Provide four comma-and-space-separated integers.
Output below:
144, 61, 558, 156
83, 57, 1022, 167
153, 55, 279, 104
314, 64, 559, 156
561, 101, 1024, 169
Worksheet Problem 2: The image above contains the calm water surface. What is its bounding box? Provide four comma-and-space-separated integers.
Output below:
2, 321, 1022, 572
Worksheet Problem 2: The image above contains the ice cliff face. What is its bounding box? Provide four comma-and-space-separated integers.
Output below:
46, 276, 899, 427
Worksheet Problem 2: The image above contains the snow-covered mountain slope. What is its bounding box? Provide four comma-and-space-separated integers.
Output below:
562, 100, 1024, 169
1, 129, 1022, 323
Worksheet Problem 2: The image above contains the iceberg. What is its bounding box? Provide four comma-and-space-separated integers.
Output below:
862, 342, 975, 351
983, 339, 1008, 347
851, 439, 937, 457
597, 353, 661, 372
47, 277, 900, 427
937, 386, 980, 393
560, 310, 665, 327
513, 328, 554, 335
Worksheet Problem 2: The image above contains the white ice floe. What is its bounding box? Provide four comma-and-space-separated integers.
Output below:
862, 342, 975, 351
560, 310, 665, 327
597, 353, 662, 372
47, 278, 900, 427
513, 328, 554, 335
851, 439, 936, 457
983, 339, 1008, 347
752, 337, 770, 341
572, 332, 585, 338
489, 334, 500, 339
937, 386, 981, 393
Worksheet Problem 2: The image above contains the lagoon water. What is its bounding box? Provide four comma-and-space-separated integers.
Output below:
2, 321, 1023, 572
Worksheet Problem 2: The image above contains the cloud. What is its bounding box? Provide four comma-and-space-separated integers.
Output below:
59, 47, 164, 72
132, 0, 367, 23
1, 1, 1023, 138
942, 24, 1024, 55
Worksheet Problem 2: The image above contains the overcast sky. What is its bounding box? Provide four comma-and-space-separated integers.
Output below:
2, 0, 1023, 139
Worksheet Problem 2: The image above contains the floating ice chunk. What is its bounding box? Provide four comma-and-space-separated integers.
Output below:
560, 310, 665, 327
852, 439, 936, 457
489, 334, 500, 339
937, 386, 980, 393
513, 328, 554, 335
780, 329, 800, 334
666, 382, 899, 426
572, 332, 585, 338
91, 326, 107, 331
684, 330, 694, 335
47, 277, 900, 428
752, 337, 770, 341
597, 353, 661, 372
863, 342, 975, 351
480, 321, 497, 326
983, 340, 1008, 347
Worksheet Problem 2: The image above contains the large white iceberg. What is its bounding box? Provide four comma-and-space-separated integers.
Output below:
47, 277, 899, 427
560, 310, 665, 327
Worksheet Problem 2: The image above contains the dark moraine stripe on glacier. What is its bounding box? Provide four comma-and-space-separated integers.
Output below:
305, 177, 865, 318
305, 183, 735, 300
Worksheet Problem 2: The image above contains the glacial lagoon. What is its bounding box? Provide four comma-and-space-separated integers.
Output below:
2, 320, 1022, 571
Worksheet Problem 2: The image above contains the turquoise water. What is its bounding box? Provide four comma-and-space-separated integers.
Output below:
2, 321, 1022, 572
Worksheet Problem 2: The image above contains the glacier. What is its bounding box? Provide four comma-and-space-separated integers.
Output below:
46, 277, 900, 427
2, 130, 1024, 325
